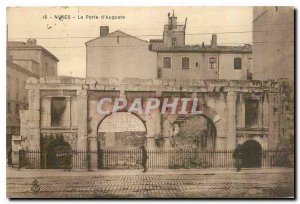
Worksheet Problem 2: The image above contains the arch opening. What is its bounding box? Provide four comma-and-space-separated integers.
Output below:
172, 114, 217, 150
97, 112, 147, 149
241, 140, 262, 168
43, 135, 72, 169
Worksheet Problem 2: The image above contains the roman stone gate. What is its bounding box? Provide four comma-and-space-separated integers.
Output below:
17, 76, 283, 169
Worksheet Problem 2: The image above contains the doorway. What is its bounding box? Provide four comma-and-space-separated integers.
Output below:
241, 140, 262, 168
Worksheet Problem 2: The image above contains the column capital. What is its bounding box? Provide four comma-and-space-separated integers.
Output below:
76, 89, 87, 98
227, 91, 237, 100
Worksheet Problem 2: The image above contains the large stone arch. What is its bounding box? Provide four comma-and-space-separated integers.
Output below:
96, 112, 147, 149
96, 112, 147, 134
162, 105, 220, 150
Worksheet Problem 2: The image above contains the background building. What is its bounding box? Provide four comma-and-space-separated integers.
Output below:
7, 39, 59, 164
252, 6, 294, 82
8, 39, 59, 77
6, 60, 38, 155
252, 7, 294, 149
86, 28, 157, 80
150, 12, 253, 80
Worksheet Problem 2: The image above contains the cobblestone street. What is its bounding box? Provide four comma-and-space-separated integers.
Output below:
7, 168, 294, 198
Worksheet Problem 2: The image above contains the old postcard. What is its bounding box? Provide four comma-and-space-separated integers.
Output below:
6, 6, 294, 198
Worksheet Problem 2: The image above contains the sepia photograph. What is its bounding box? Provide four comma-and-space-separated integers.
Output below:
5, 6, 294, 198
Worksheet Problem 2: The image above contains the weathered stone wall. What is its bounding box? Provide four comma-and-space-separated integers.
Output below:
19, 76, 284, 169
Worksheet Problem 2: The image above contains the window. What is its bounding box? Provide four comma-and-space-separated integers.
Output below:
163, 57, 171, 68
182, 57, 189, 69
245, 99, 259, 128
51, 97, 67, 127
273, 107, 278, 115
209, 57, 217, 69
234, 57, 242, 70
171, 37, 176, 46
195, 62, 199, 67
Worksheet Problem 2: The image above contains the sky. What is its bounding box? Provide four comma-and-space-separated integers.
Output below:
7, 7, 253, 77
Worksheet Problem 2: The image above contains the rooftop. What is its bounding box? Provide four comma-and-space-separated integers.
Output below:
7, 60, 38, 78
151, 44, 252, 53
8, 40, 59, 62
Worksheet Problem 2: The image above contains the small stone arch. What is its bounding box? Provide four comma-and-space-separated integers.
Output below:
43, 135, 72, 169
241, 140, 263, 168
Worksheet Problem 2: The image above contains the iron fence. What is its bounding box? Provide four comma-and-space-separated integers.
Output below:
20, 148, 294, 170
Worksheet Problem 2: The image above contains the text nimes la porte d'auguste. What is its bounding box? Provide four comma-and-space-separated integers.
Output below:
42, 14, 126, 20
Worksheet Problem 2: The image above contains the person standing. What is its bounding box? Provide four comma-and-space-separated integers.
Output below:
233, 144, 243, 172
140, 146, 148, 173
64, 150, 72, 172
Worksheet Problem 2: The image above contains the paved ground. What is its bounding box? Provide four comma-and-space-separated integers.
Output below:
7, 168, 294, 198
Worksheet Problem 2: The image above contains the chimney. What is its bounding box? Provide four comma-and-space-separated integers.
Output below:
202, 42, 204, 47
211, 34, 217, 48
100, 26, 109, 37
27, 38, 37, 44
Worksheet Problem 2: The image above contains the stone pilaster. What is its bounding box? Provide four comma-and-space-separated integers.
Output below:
226, 91, 237, 150
27, 89, 40, 151
41, 97, 51, 128
88, 137, 98, 170
64, 97, 71, 127
146, 137, 156, 149
262, 93, 269, 128
236, 93, 245, 128
76, 89, 88, 169
77, 89, 88, 151
258, 98, 263, 128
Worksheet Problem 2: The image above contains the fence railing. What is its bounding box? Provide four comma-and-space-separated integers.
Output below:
19, 149, 294, 170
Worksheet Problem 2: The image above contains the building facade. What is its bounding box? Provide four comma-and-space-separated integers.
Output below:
253, 6, 294, 81
86, 12, 253, 81
86, 29, 157, 80
150, 12, 253, 80
6, 60, 38, 153
8, 39, 59, 77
